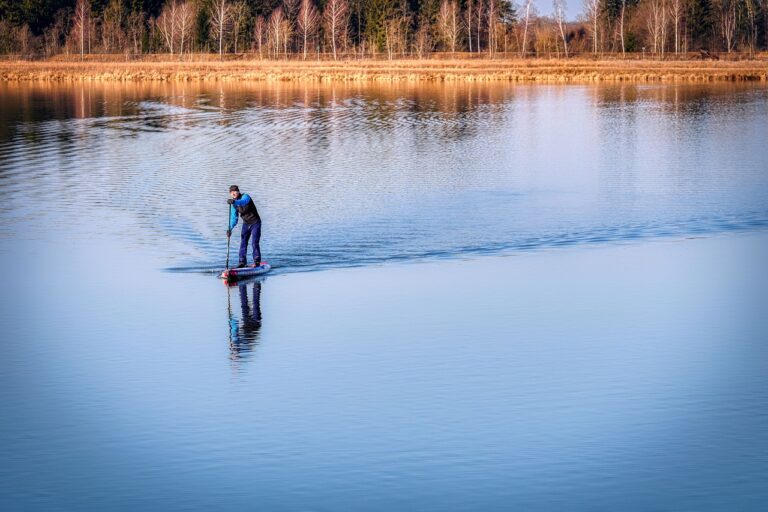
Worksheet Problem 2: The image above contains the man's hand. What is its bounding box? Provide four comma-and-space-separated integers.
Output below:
227, 229, 232, 237
227, 198, 234, 205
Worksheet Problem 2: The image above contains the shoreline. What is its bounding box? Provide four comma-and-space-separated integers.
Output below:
1, 58, 766, 83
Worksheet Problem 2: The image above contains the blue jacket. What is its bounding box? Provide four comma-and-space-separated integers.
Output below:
229, 194, 259, 230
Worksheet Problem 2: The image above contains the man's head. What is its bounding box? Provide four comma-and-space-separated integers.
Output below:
229, 185, 241, 200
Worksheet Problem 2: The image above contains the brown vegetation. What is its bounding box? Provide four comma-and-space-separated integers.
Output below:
0, 58, 766, 83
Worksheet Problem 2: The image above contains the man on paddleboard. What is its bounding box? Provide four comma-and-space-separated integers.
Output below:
227, 185, 262, 268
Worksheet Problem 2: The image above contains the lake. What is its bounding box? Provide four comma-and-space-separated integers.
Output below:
0, 81, 767, 510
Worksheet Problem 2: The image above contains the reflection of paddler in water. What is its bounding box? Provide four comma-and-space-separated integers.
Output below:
227, 279, 263, 360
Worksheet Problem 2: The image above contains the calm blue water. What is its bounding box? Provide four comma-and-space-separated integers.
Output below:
0, 82, 767, 510
0, 82, 766, 272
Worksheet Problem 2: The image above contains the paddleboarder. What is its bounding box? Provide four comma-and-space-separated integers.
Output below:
227, 185, 262, 268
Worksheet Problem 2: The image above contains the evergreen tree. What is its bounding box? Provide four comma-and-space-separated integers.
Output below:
686, 0, 714, 49
362, 0, 395, 51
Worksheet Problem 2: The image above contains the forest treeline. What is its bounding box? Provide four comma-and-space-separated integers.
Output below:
1, 0, 766, 59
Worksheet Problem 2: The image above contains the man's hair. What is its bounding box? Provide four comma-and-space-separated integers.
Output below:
229, 185, 240, 192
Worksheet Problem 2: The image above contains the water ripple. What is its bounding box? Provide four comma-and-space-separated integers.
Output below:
1, 82, 767, 274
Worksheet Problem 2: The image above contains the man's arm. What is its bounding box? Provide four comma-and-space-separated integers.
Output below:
232, 193, 251, 208
229, 205, 239, 231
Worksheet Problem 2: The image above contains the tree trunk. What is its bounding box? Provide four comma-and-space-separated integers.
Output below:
620, 1, 626, 56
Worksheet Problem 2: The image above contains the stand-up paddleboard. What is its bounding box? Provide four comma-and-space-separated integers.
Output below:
220, 263, 271, 282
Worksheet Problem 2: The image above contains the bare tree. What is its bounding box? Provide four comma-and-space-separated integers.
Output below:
176, 1, 197, 55
283, 0, 301, 21
230, 1, 249, 54
283, 0, 302, 51
553, 0, 569, 57
744, 0, 759, 55
670, 0, 682, 54
127, 10, 145, 54
619, 0, 626, 56
284, 0, 298, 53
465, 0, 474, 52
297, 0, 320, 59
384, 17, 396, 60
520, 0, 534, 57
413, 23, 431, 57
210, 0, 231, 59
282, 14, 293, 55
102, 0, 126, 53
487, 0, 498, 55
73, 0, 91, 60
324, 0, 349, 60
268, 7, 285, 58
16, 24, 32, 56
253, 15, 266, 58
583, 0, 599, 54
717, 0, 737, 52
45, 25, 57, 57
646, 0, 668, 56
476, 0, 484, 53
156, 0, 178, 54
20, 0, 768, 60
660, 0, 668, 56
437, 0, 461, 52
384, 15, 409, 59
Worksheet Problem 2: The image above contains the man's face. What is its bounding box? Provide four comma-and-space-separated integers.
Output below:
230, 190, 239, 200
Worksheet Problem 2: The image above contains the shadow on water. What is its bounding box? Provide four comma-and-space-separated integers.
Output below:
225, 277, 263, 364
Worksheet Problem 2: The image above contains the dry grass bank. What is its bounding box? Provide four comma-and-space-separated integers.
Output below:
1, 58, 766, 83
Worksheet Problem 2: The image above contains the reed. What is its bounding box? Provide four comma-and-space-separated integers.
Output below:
1, 58, 766, 83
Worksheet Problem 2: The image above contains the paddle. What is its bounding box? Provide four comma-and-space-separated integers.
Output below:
226, 204, 232, 269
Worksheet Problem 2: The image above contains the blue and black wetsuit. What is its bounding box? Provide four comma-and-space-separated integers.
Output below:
229, 193, 262, 267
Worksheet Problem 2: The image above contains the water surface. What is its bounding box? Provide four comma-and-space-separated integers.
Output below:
1, 81, 766, 271
0, 81, 767, 510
